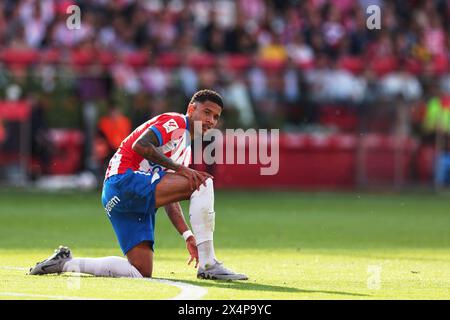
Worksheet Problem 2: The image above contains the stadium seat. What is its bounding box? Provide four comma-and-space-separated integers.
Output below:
370, 56, 398, 77
295, 59, 315, 70
0, 48, 39, 67
0, 101, 31, 121
40, 49, 61, 64
0, 101, 31, 169
99, 51, 115, 66
71, 49, 96, 66
47, 129, 84, 175
338, 56, 364, 75
188, 53, 216, 70
156, 53, 181, 69
405, 58, 422, 75
319, 105, 358, 132
226, 55, 251, 71
257, 58, 285, 73
124, 51, 149, 68
432, 54, 449, 75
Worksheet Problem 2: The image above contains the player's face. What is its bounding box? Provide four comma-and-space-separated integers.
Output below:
188, 101, 222, 136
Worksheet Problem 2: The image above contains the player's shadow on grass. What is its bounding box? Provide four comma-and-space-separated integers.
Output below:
164, 278, 369, 297
56, 274, 368, 297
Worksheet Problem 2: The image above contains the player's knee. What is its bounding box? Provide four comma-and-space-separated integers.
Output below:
191, 177, 214, 197
128, 257, 152, 278
140, 269, 152, 278
133, 262, 152, 278
204, 177, 214, 189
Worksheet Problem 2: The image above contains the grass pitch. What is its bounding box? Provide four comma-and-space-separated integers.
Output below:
0, 189, 449, 300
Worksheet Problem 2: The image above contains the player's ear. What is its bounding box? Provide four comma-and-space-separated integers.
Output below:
187, 103, 196, 115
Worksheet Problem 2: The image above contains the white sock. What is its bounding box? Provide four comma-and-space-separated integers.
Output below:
62, 256, 143, 278
198, 241, 216, 268
189, 178, 217, 268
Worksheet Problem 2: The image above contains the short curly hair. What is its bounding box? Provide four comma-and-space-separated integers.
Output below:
190, 89, 224, 109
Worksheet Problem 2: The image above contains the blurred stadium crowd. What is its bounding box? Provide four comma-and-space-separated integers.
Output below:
0, 0, 449, 183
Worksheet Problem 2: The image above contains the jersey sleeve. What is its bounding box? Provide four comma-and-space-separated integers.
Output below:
148, 114, 188, 146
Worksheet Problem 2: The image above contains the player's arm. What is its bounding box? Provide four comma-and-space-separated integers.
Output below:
164, 202, 190, 235
165, 202, 198, 267
132, 129, 212, 190
132, 129, 181, 171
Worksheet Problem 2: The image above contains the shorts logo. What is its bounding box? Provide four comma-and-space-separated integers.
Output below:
151, 172, 160, 184
105, 196, 121, 217
162, 119, 179, 133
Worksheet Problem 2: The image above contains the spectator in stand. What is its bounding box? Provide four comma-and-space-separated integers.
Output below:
199, 10, 226, 54
280, 6, 302, 45
238, 0, 266, 26
380, 1, 399, 32
0, 0, 447, 134
111, 59, 142, 95
0, 119, 6, 146
283, 58, 301, 104
347, 6, 372, 55
304, 53, 330, 102
30, 94, 52, 177
366, 31, 395, 61
140, 59, 170, 95
286, 33, 314, 68
21, 1, 51, 48
259, 30, 287, 62
282, 58, 304, 126
222, 70, 256, 128
52, 8, 95, 49
423, 12, 446, 58
257, 70, 285, 129
130, 92, 154, 129
411, 30, 433, 63
322, 4, 346, 58
422, 86, 450, 136
178, 58, 199, 98
97, 103, 132, 169
325, 59, 366, 103
247, 56, 268, 103
380, 60, 423, 102
0, 3, 7, 46
149, 7, 179, 53
224, 12, 257, 54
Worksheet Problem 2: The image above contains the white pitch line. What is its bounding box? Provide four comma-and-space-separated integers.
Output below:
144, 278, 208, 300
0, 266, 28, 271
0, 292, 102, 300
0, 266, 207, 300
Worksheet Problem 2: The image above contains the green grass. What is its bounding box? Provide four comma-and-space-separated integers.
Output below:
0, 190, 449, 299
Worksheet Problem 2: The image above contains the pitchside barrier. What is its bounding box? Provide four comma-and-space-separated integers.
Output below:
199, 133, 429, 190
0, 100, 84, 184
0, 101, 31, 185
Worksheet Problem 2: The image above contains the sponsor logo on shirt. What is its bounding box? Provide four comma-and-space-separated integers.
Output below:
162, 119, 179, 133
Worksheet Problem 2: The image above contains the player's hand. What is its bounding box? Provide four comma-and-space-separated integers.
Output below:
186, 235, 199, 268
176, 166, 213, 191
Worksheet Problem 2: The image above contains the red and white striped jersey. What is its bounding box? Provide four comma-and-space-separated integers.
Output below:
105, 112, 191, 180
